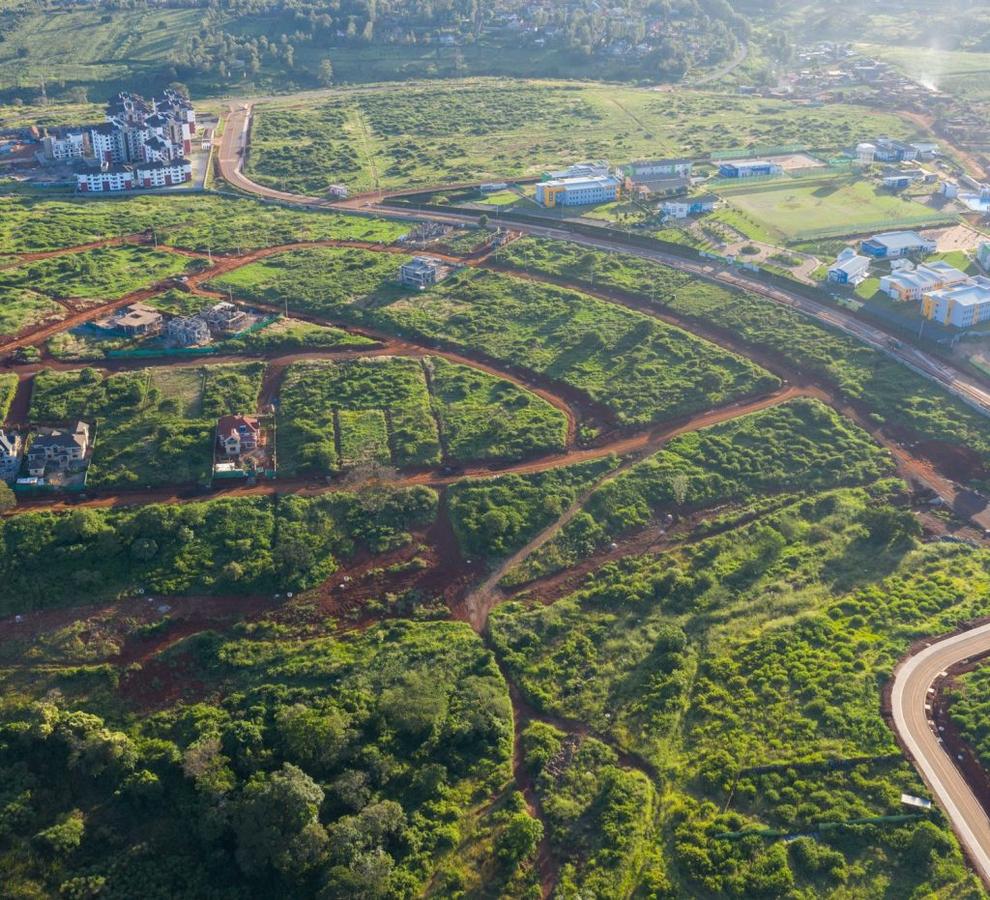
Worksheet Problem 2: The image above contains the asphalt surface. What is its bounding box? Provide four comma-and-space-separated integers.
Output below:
218, 103, 990, 422
891, 623, 990, 886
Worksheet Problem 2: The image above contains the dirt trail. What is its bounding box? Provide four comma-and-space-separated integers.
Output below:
457, 384, 811, 632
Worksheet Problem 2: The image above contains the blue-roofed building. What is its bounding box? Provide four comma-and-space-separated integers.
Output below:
535, 175, 622, 208
860, 231, 937, 259
717, 159, 783, 178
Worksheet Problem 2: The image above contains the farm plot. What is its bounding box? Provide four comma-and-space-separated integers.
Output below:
716, 176, 954, 242
277, 355, 567, 474
375, 269, 778, 426
504, 398, 893, 586
29, 363, 264, 488
0, 245, 190, 303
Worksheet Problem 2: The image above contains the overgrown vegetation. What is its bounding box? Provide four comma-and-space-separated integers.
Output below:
0, 486, 437, 613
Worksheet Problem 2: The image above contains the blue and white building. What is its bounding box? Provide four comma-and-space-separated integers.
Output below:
827, 248, 871, 286
717, 159, 783, 178
860, 231, 937, 259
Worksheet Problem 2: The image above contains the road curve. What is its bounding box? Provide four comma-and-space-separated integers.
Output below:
216, 103, 990, 422
891, 622, 990, 887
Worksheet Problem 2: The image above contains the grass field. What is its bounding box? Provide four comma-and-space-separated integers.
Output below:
0, 191, 407, 255
0, 245, 190, 302
717, 175, 955, 242
246, 80, 919, 193
30, 363, 264, 488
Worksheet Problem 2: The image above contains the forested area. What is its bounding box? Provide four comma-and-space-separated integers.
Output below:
0, 621, 513, 898
492, 488, 988, 896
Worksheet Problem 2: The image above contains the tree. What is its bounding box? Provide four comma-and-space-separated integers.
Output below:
318, 57, 335, 86
234, 763, 329, 877
670, 471, 690, 506
0, 482, 15, 512
495, 811, 543, 866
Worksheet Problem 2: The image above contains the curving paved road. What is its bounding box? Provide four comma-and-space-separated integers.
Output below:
891, 623, 990, 887
217, 103, 990, 423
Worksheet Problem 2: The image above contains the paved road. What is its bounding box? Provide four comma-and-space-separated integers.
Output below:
218, 105, 990, 422
891, 623, 990, 887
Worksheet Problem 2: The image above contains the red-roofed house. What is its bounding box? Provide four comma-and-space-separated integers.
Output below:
217, 415, 260, 456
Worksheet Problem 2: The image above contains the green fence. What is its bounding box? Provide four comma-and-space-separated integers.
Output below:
710, 144, 810, 161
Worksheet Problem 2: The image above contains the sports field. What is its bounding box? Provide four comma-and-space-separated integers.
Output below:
718, 176, 955, 242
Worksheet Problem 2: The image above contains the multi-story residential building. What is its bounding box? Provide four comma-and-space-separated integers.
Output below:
535, 174, 621, 207
76, 165, 135, 193
622, 159, 694, 179
400, 257, 443, 289
922, 277, 990, 328
133, 158, 192, 189
165, 316, 211, 347
27, 422, 90, 477
43, 130, 87, 161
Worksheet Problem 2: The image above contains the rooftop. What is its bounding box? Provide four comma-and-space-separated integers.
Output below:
929, 277, 990, 308
865, 231, 932, 250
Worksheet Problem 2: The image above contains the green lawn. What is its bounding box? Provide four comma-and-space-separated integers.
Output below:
717, 176, 955, 242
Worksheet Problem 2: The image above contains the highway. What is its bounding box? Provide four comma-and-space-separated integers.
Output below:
218, 103, 990, 421
891, 623, 990, 887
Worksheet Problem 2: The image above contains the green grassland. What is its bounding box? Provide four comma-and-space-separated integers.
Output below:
426, 357, 567, 462
860, 43, 990, 102
0, 617, 511, 898
277, 356, 568, 475
0, 191, 407, 255
0, 373, 17, 420
505, 398, 893, 585
30, 363, 264, 488
0, 245, 189, 302
246, 80, 918, 193
491, 487, 986, 896
500, 237, 990, 482
716, 175, 955, 242
210, 249, 778, 427
379, 269, 778, 426
208, 246, 406, 318
947, 667, 990, 771
0, 287, 64, 339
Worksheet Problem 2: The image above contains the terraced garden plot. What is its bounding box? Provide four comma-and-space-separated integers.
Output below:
277, 356, 568, 475
29, 362, 264, 488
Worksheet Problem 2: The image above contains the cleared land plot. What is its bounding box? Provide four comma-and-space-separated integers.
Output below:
717, 176, 954, 242
29, 363, 264, 488
208, 246, 407, 319
0, 245, 190, 303
277, 355, 567, 475
246, 81, 918, 193
0, 191, 407, 255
